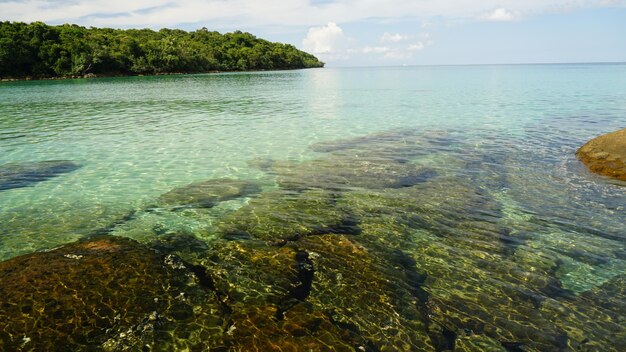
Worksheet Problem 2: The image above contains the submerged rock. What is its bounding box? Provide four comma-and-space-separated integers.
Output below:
407, 233, 626, 351
541, 274, 626, 351
196, 234, 435, 351
224, 303, 361, 351
264, 156, 437, 192
576, 128, 626, 181
309, 129, 425, 153
0, 160, 81, 191
581, 275, 626, 317
217, 189, 358, 242
309, 129, 456, 157
0, 236, 224, 351
202, 240, 299, 305
540, 290, 625, 351
454, 334, 508, 351
337, 175, 512, 257
293, 235, 435, 351
198, 239, 365, 350
149, 232, 211, 262
423, 262, 571, 351
158, 178, 261, 209
0, 202, 139, 262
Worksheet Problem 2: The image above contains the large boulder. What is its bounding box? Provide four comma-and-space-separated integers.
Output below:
576, 128, 626, 181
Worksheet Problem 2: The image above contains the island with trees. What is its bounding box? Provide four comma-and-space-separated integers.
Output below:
0, 21, 324, 80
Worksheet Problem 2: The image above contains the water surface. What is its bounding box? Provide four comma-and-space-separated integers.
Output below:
0, 64, 625, 350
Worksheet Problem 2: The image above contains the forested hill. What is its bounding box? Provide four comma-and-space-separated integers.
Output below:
0, 21, 324, 79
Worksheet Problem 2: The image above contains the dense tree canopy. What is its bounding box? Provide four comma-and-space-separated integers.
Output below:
0, 22, 324, 79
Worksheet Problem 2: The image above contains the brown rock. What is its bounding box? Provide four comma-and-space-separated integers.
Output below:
0, 236, 224, 351
576, 128, 626, 181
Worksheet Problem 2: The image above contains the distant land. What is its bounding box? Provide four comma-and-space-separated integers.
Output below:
0, 21, 324, 80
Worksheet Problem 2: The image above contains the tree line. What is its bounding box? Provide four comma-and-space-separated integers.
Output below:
0, 21, 324, 79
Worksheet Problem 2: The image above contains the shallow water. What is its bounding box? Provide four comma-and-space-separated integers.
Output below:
0, 65, 625, 350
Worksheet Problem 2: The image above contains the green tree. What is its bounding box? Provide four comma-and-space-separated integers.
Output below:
0, 21, 324, 79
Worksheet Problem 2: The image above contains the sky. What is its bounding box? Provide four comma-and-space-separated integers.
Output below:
1, 0, 625, 66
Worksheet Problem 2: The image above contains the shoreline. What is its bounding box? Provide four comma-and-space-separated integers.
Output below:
0, 66, 323, 83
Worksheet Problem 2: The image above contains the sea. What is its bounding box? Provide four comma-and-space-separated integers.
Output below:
0, 64, 625, 350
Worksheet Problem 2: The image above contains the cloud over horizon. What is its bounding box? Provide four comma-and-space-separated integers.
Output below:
302, 22, 349, 61
480, 8, 522, 22
380, 33, 409, 43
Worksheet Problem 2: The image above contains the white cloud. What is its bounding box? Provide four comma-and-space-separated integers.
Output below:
383, 51, 410, 60
302, 22, 352, 61
380, 32, 409, 43
362, 46, 390, 54
356, 30, 434, 62
480, 8, 521, 21
407, 42, 425, 51
302, 22, 344, 54
418, 33, 434, 46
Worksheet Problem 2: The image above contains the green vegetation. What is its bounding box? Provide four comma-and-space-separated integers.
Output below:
0, 21, 324, 79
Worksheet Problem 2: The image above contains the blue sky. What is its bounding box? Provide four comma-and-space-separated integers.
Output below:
1, 0, 625, 66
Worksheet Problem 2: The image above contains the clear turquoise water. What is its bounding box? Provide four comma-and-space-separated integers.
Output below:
1, 64, 625, 349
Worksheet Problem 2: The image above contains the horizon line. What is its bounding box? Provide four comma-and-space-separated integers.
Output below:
326, 61, 626, 69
